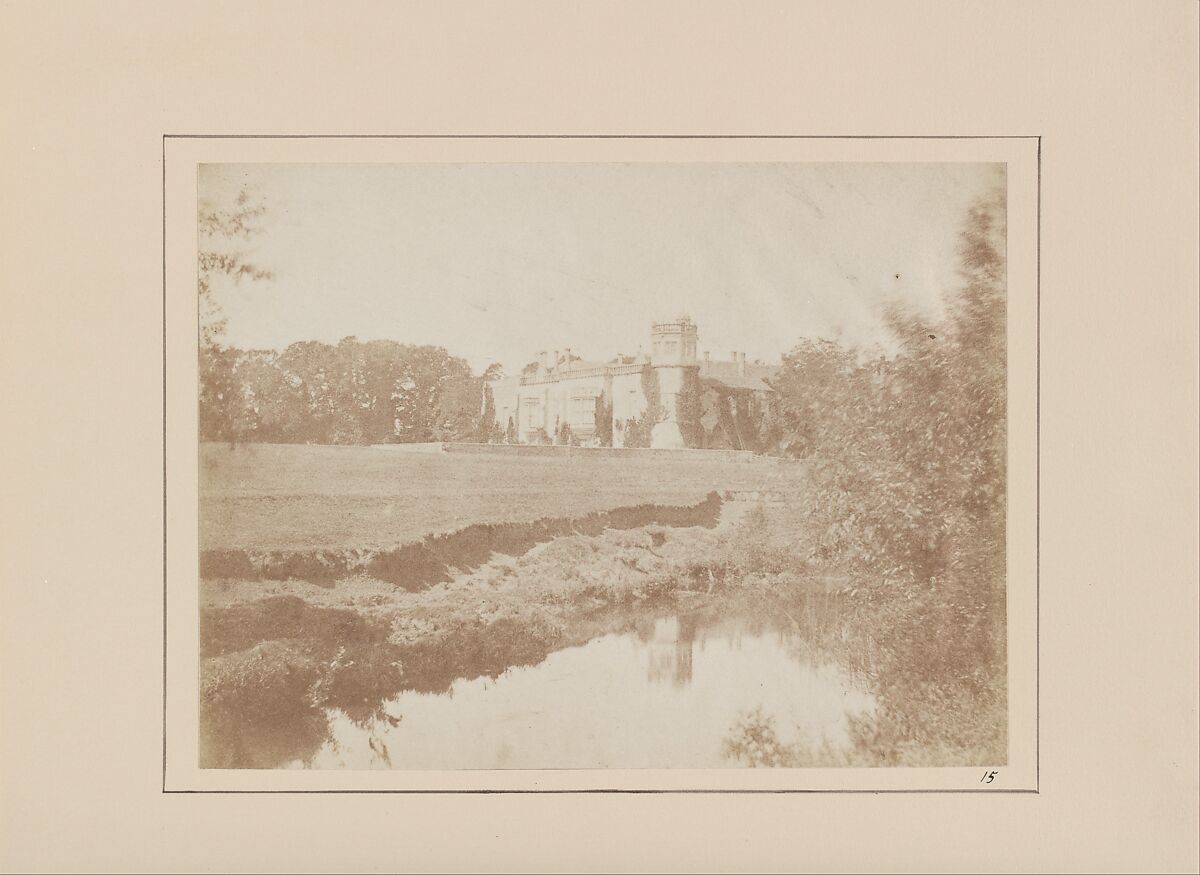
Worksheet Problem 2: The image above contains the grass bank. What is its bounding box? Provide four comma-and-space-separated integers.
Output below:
200, 442, 788, 551
199, 516, 744, 767
201, 491, 722, 591
200, 488, 1005, 769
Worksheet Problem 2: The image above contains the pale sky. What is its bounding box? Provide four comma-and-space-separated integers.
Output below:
199, 162, 1003, 374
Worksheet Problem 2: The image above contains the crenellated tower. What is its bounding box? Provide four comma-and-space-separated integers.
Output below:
649, 314, 699, 449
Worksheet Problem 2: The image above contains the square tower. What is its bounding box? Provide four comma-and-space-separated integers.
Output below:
650, 314, 699, 366
649, 315, 700, 449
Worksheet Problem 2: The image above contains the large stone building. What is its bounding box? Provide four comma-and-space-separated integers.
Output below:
487, 316, 781, 450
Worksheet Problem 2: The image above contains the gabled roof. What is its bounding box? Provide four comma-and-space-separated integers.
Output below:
699, 361, 780, 392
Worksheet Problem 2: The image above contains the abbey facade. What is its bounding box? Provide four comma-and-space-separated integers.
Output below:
486, 316, 781, 450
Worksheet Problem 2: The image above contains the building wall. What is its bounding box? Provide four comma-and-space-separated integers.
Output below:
610, 367, 649, 448
485, 318, 775, 449
505, 367, 614, 444
489, 375, 522, 440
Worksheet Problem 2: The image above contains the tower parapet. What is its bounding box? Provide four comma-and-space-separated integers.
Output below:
650, 314, 699, 366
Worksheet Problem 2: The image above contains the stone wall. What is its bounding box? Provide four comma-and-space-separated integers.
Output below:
436, 441, 763, 462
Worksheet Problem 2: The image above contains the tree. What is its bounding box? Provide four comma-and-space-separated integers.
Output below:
768, 184, 1007, 599
237, 349, 303, 442
198, 344, 243, 444
478, 383, 499, 442
197, 189, 274, 348
735, 187, 1009, 766
593, 394, 613, 447
556, 420, 580, 447
769, 338, 869, 460
196, 188, 276, 448
198, 338, 490, 446
620, 413, 654, 448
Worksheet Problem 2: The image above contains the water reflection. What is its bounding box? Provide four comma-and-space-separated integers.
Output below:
282, 612, 875, 770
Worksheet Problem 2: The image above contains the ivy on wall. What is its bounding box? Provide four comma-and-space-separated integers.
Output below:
610, 368, 776, 451
693, 378, 776, 452
593, 394, 613, 447
676, 369, 705, 447
616, 366, 662, 448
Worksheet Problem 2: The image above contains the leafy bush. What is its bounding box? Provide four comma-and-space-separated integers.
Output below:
726, 185, 1009, 766
773, 185, 1006, 597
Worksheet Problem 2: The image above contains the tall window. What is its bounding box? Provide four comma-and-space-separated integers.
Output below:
569, 392, 597, 427
522, 398, 543, 429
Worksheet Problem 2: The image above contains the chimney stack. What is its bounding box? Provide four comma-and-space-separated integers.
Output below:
737, 351, 746, 376
703, 350, 710, 363
552, 349, 559, 368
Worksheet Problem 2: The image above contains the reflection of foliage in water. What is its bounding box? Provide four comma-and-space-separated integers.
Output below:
722, 707, 842, 768
199, 597, 409, 768
722, 707, 795, 767
200, 584, 875, 769
199, 639, 332, 768
200, 595, 590, 768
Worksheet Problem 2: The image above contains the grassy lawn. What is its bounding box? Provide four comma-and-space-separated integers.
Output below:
199, 443, 1004, 768
200, 443, 793, 551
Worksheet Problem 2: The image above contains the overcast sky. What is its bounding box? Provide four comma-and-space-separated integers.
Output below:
199, 162, 1003, 374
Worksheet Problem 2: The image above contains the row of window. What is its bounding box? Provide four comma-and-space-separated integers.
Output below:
651, 339, 697, 359
521, 392, 600, 430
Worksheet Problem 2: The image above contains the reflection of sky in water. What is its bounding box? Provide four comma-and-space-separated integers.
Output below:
288, 616, 875, 770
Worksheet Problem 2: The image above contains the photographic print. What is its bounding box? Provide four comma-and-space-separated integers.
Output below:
8, 0, 1199, 866
193, 159, 1010, 773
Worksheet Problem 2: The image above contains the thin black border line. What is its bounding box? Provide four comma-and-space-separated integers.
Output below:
163, 788, 1033, 795
1035, 135, 1041, 794
162, 135, 168, 794
162, 135, 1041, 792
165, 133, 1042, 139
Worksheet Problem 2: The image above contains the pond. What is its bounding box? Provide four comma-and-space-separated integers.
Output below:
284, 612, 876, 769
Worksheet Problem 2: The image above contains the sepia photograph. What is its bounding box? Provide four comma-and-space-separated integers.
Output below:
195, 160, 1011, 772
4, 0, 1197, 870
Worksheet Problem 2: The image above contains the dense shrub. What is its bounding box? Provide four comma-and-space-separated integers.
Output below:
772, 185, 1006, 600
726, 186, 1009, 765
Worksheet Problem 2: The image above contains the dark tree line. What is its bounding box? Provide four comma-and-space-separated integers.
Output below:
199, 338, 492, 445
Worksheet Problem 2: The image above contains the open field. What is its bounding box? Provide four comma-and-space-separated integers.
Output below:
200, 442, 795, 551
198, 442, 1003, 770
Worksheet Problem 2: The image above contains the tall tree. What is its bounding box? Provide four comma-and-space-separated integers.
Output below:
197, 189, 274, 347
198, 345, 243, 443
769, 184, 1007, 588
